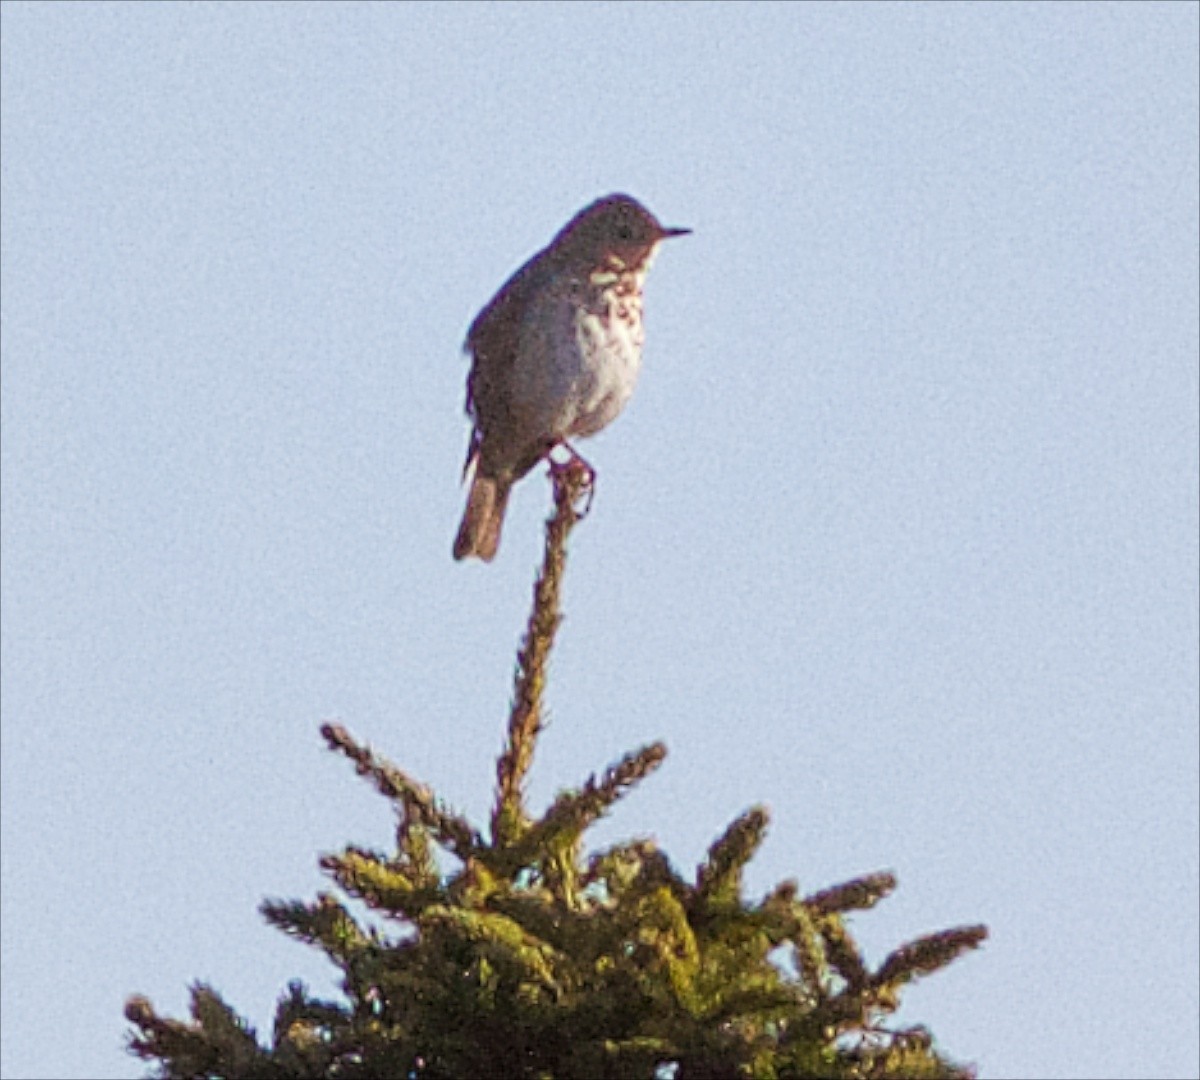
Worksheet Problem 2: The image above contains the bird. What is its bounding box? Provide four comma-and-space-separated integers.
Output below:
453, 193, 689, 562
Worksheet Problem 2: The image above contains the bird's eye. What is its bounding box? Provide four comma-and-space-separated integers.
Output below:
616, 224, 633, 240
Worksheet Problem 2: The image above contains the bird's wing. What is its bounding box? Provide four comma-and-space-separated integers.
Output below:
461, 247, 550, 476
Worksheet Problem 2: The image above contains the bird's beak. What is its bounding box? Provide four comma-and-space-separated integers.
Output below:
660, 226, 691, 239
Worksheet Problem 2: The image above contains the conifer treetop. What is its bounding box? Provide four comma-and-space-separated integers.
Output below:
126, 464, 987, 1079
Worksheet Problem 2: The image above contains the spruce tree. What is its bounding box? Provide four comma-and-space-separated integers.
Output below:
126, 464, 987, 1079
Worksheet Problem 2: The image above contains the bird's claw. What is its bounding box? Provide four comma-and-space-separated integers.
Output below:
548, 445, 596, 517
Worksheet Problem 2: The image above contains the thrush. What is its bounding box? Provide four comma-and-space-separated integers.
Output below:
453, 193, 689, 561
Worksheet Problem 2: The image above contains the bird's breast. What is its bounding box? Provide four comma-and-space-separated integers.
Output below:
512, 272, 646, 440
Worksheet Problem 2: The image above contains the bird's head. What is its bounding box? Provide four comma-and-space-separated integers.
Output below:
553, 194, 690, 274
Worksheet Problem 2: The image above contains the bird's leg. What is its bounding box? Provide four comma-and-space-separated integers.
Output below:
547, 442, 596, 517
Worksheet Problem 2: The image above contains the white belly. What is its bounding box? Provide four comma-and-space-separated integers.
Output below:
512, 274, 645, 441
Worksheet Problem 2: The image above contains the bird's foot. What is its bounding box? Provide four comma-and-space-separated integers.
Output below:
548, 444, 596, 517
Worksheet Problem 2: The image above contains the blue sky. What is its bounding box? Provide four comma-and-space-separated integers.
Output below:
2, 3, 1197, 1078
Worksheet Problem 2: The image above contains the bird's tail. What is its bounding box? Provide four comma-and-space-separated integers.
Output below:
453, 472, 512, 562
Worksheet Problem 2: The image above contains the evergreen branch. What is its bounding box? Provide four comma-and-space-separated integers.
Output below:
492, 463, 588, 846
704, 984, 802, 1027
593, 842, 693, 918
695, 806, 770, 907
874, 925, 988, 990
260, 893, 370, 965
639, 884, 702, 967
582, 837, 659, 897
637, 884, 702, 1010
486, 889, 570, 951
190, 984, 262, 1052
445, 852, 504, 909
602, 1035, 678, 1066
511, 743, 667, 869
819, 915, 870, 993
548, 742, 668, 836
125, 986, 270, 1078
753, 880, 804, 948
270, 980, 347, 1056
396, 816, 439, 888
805, 872, 898, 916
126, 996, 202, 1067
790, 904, 827, 999
320, 848, 441, 918
809, 989, 873, 1035
764, 879, 798, 905
321, 722, 481, 861
849, 1030, 977, 1080
423, 904, 565, 991
526, 744, 666, 907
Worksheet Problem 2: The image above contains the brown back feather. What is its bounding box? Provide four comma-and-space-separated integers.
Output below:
461, 244, 555, 477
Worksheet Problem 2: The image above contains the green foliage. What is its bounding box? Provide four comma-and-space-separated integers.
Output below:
126, 466, 987, 1078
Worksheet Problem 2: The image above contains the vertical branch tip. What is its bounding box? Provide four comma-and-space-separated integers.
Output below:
492, 464, 590, 844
